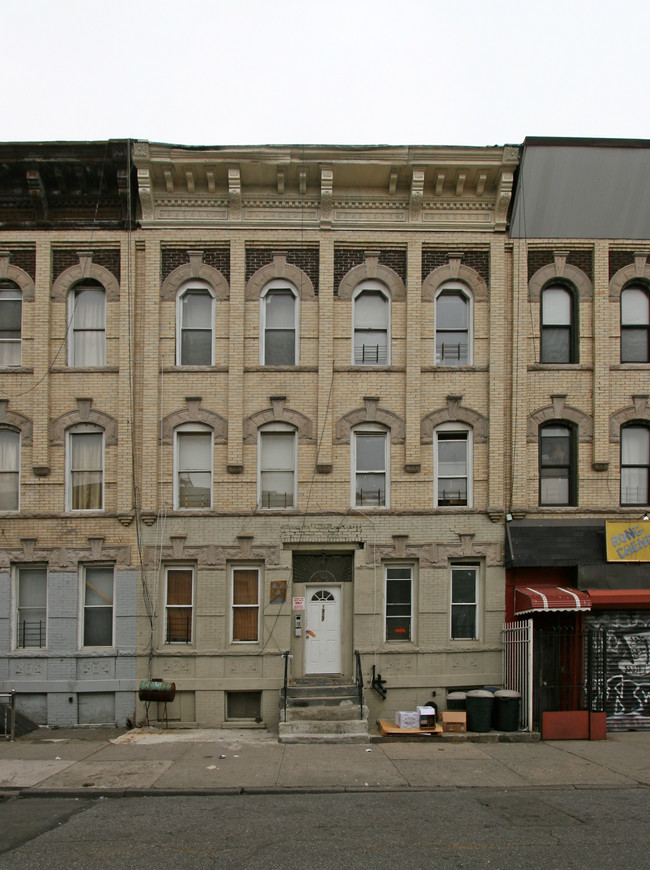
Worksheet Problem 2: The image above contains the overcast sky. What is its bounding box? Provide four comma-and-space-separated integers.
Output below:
6, 0, 649, 147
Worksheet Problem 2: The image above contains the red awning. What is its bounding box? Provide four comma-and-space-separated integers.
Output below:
586, 589, 650, 609
515, 585, 591, 615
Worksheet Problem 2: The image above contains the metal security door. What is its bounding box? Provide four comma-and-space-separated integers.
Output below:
305, 587, 341, 674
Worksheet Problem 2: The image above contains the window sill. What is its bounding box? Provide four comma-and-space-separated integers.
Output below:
528, 364, 592, 371
0, 366, 33, 374
612, 363, 650, 370
336, 365, 402, 373
164, 365, 228, 372
51, 366, 119, 373
245, 365, 318, 372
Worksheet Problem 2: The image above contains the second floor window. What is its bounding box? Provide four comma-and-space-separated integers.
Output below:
621, 425, 649, 506
353, 428, 388, 508
16, 567, 47, 649
174, 426, 213, 509
259, 426, 296, 509
621, 285, 649, 363
69, 283, 106, 366
67, 426, 104, 511
353, 285, 389, 365
385, 565, 413, 641
165, 567, 193, 644
261, 283, 297, 365
0, 428, 20, 511
177, 284, 214, 365
83, 566, 114, 647
435, 426, 472, 507
539, 424, 575, 506
0, 281, 22, 366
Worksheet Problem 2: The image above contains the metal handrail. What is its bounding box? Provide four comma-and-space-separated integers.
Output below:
282, 651, 291, 722
354, 649, 364, 719
0, 690, 16, 741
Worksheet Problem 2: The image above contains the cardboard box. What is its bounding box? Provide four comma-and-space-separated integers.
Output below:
442, 711, 467, 733
395, 710, 420, 729
416, 705, 437, 727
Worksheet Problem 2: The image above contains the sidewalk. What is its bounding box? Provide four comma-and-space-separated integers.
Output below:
1, 727, 649, 796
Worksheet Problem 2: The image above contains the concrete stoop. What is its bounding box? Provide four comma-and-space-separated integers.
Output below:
278, 678, 370, 744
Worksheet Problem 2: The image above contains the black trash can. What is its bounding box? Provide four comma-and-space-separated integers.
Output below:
493, 689, 521, 732
466, 690, 494, 732
446, 691, 467, 711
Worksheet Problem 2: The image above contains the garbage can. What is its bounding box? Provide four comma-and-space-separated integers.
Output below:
465, 690, 494, 732
446, 691, 467, 711
493, 689, 521, 732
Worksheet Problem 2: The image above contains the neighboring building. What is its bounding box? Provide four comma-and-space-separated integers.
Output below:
507, 138, 650, 732
0, 140, 518, 729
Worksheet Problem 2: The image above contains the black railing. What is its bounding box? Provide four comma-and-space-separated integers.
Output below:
355, 344, 387, 364
437, 342, 468, 364
282, 650, 291, 722
354, 649, 364, 719
357, 489, 385, 507
165, 612, 192, 644
17, 620, 46, 648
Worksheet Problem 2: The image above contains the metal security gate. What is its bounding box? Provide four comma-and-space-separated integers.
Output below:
502, 620, 533, 730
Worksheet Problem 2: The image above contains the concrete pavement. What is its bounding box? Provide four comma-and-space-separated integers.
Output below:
1, 727, 649, 796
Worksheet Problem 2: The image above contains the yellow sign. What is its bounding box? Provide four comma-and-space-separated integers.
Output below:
606, 520, 650, 562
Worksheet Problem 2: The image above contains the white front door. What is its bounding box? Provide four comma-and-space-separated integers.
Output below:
304, 587, 341, 674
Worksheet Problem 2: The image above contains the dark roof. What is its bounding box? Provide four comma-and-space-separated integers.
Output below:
510, 138, 650, 239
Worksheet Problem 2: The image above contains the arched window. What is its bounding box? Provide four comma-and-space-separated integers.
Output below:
0, 281, 22, 367
258, 423, 297, 509
434, 423, 473, 507
66, 424, 104, 511
174, 423, 213, 509
176, 281, 215, 365
352, 282, 390, 365
0, 427, 20, 510
539, 423, 576, 506
435, 283, 472, 365
260, 281, 298, 365
68, 282, 106, 366
352, 424, 389, 507
620, 285, 650, 363
541, 285, 576, 364
621, 425, 650, 506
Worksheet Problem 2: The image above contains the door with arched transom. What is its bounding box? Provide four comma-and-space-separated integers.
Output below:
305, 587, 341, 674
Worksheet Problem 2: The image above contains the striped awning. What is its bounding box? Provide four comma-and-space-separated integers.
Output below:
515, 585, 591, 615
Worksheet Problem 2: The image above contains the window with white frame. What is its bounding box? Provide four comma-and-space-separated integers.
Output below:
0, 428, 20, 511
83, 566, 114, 647
259, 424, 296, 509
435, 284, 472, 365
165, 567, 193, 644
620, 285, 650, 364
68, 282, 106, 366
353, 283, 390, 365
450, 565, 478, 640
621, 425, 650, 506
435, 424, 472, 507
174, 425, 213, 509
231, 567, 260, 643
0, 281, 22, 366
261, 282, 298, 365
385, 565, 413, 642
353, 426, 389, 508
67, 425, 104, 511
541, 285, 576, 364
16, 566, 47, 648
177, 282, 214, 365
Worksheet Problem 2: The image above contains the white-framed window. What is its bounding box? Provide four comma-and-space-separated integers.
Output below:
541, 285, 576, 364
176, 281, 215, 365
539, 423, 576, 506
82, 565, 114, 647
621, 425, 650, 506
165, 567, 194, 644
258, 424, 297, 509
260, 281, 298, 365
352, 426, 389, 508
231, 566, 260, 643
385, 565, 413, 642
66, 425, 104, 511
435, 283, 472, 365
15, 566, 47, 649
174, 424, 213, 509
621, 285, 650, 364
68, 282, 106, 366
352, 282, 390, 365
450, 565, 478, 640
0, 427, 20, 511
434, 424, 472, 507
0, 281, 22, 366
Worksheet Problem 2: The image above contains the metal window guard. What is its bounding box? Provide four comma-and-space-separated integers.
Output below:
0, 690, 16, 741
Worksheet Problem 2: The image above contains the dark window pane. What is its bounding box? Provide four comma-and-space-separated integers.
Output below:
621, 328, 649, 363
84, 608, 112, 646
181, 330, 212, 365
541, 327, 571, 363
451, 604, 476, 639
265, 329, 295, 365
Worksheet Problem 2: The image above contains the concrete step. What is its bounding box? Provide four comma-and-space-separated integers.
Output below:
284, 704, 368, 722
278, 717, 371, 744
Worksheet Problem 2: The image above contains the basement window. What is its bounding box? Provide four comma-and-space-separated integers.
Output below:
226, 691, 262, 721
